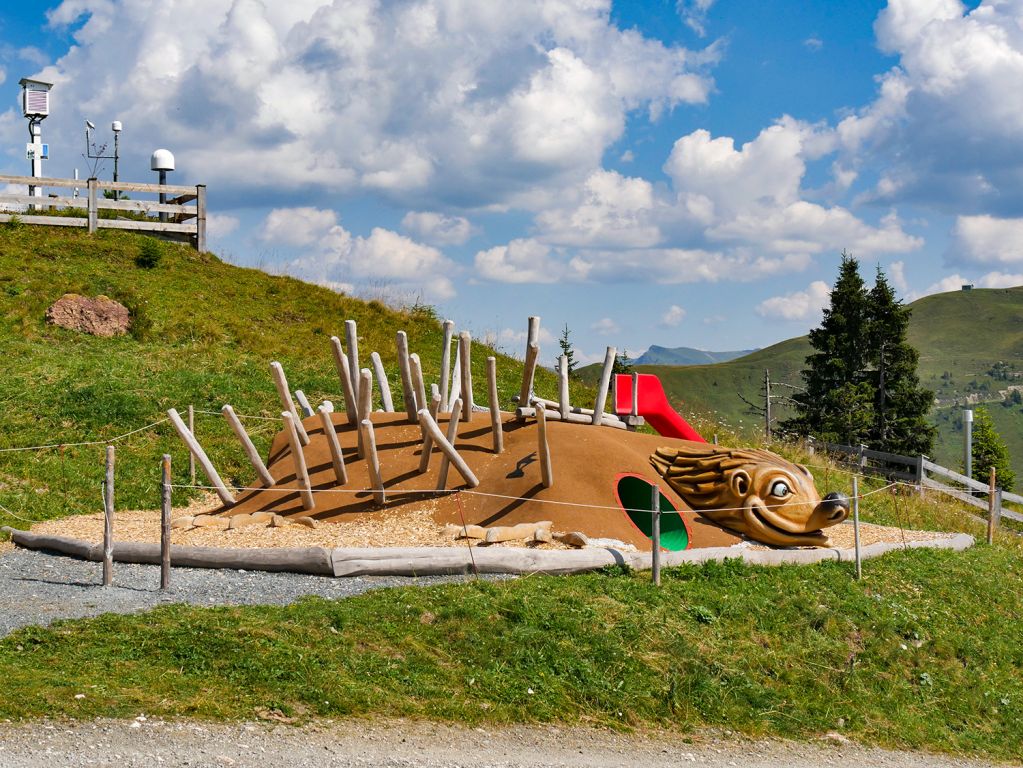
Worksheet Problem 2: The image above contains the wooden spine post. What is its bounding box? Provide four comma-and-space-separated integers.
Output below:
102, 445, 114, 587
345, 319, 360, 403
440, 319, 454, 410
559, 354, 570, 418
370, 351, 394, 412
651, 483, 661, 587
270, 361, 310, 445
487, 356, 503, 454
423, 401, 479, 490
853, 475, 862, 580
282, 412, 316, 511
450, 345, 461, 405
294, 390, 315, 417
357, 369, 373, 459
418, 393, 443, 473
592, 346, 616, 426
167, 408, 235, 505
221, 405, 275, 487
436, 398, 463, 488
318, 404, 348, 485
361, 419, 386, 505
160, 454, 171, 591
459, 332, 473, 421
518, 343, 539, 410
410, 353, 429, 421
329, 337, 359, 425
988, 467, 998, 545
631, 372, 639, 417
536, 403, 553, 488
526, 316, 540, 350
396, 331, 417, 422
187, 405, 196, 485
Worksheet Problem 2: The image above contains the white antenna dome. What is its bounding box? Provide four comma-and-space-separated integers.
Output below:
150, 148, 175, 171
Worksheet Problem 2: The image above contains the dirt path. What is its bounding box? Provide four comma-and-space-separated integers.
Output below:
0, 718, 1012, 768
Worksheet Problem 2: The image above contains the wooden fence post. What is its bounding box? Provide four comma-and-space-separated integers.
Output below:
102, 445, 114, 587
160, 454, 171, 591
915, 454, 925, 497
195, 184, 207, 253
87, 178, 98, 233
987, 467, 998, 545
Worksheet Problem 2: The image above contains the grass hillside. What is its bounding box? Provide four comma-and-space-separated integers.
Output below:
0, 225, 586, 527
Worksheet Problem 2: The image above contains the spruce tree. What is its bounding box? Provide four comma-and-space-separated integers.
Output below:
972, 407, 1016, 491
558, 324, 577, 377
864, 267, 935, 455
612, 349, 634, 375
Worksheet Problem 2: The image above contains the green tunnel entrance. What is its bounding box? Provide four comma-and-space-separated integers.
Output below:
616, 475, 690, 551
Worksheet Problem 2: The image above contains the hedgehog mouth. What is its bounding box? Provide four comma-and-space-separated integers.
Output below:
746, 501, 826, 542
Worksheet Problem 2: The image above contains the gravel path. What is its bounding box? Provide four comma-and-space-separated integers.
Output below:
0, 719, 1012, 768
0, 547, 499, 637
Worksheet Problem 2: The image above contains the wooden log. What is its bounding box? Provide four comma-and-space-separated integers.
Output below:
592, 346, 616, 425
356, 368, 373, 459
102, 445, 114, 587
553, 531, 589, 548
370, 351, 394, 412
518, 342, 539, 413
410, 353, 429, 422
485, 521, 553, 543
516, 406, 627, 430
436, 398, 463, 489
487, 356, 504, 454
421, 404, 479, 489
282, 412, 316, 511
396, 331, 417, 421
631, 371, 639, 417
294, 389, 314, 417
270, 361, 310, 445
559, 354, 570, 419
221, 405, 275, 487
329, 336, 359, 425
345, 319, 361, 403
440, 319, 454, 410
160, 454, 171, 590
361, 419, 386, 505
536, 403, 553, 488
167, 408, 235, 505
418, 393, 443, 473
459, 332, 473, 421
187, 404, 196, 485
317, 404, 348, 485
443, 523, 487, 540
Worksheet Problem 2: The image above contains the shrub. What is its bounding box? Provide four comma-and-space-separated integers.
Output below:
135, 238, 163, 269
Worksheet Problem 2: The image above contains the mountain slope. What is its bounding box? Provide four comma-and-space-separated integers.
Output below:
634, 345, 757, 366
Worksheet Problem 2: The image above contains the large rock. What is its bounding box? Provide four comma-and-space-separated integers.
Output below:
45, 294, 130, 337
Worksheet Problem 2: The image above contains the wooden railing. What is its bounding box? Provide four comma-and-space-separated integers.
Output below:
0, 174, 206, 252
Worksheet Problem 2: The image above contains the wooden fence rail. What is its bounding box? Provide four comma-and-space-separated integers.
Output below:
0, 173, 206, 252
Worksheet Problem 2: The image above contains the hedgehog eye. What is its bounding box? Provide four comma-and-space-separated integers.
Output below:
770, 480, 791, 498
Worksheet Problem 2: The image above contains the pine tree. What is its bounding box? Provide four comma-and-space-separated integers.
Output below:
612, 349, 634, 375
558, 324, 577, 377
864, 267, 935, 455
972, 407, 1016, 492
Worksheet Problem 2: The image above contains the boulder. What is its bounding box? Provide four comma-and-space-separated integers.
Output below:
45, 294, 130, 337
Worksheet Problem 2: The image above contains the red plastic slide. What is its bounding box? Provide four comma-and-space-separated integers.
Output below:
613, 373, 706, 442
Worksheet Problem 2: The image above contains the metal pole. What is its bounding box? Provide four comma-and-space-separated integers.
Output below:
764, 368, 771, 441
160, 454, 172, 590
112, 129, 119, 201
102, 445, 115, 587
964, 409, 973, 480
159, 169, 168, 223
651, 484, 661, 587
852, 475, 861, 580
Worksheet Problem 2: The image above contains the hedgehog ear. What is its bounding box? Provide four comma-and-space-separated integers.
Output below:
729, 469, 751, 496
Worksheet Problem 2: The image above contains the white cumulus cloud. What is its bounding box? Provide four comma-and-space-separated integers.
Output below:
400, 211, 473, 246
591, 317, 620, 335
755, 280, 830, 321
661, 304, 687, 327
952, 215, 1023, 267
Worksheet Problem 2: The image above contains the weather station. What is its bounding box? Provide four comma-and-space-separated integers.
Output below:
84, 119, 124, 199
151, 148, 175, 222
19, 77, 52, 201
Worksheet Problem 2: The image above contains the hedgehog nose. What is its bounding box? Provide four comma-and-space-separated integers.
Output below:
821, 491, 850, 522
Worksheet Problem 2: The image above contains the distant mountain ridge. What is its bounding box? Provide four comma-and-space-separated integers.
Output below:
634, 345, 758, 366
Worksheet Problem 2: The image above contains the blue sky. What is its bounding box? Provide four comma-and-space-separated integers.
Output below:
1, 0, 1019, 364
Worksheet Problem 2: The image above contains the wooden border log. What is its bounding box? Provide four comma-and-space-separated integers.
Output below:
356, 369, 374, 459
317, 404, 348, 485
410, 353, 429, 420
370, 351, 394, 412
282, 412, 316, 511
518, 342, 540, 413
360, 419, 386, 505
294, 390, 314, 417
440, 319, 454, 410
270, 361, 310, 445
345, 319, 360, 403
418, 393, 444, 473
423, 401, 479, 489
592, 346, 616, 426
167, 408, 235, 505
160, 454, 171, 590
536, 403, 553, 488
102, 445, 114, 586
396, 331, 417, 421
559, 354, 570, 418
459, 332, 473, 421
222, 405, 275, 487
516, 406, 626, 430
436, 397, 462, 487
329, 337, 359, 425
487, 356, 504, 454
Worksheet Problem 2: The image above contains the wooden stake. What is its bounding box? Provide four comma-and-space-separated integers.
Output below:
487, 356, 504, 454
526, 315, 540, 349
282, 412, 315, 511
396, 331, 417, 421
440, 320, 455, 411
187, 404, 195, 485
410, 353, 428, 422
630, 372, 639, 417
536, 403, 553, 488
222, 405, 275, 487
370, 351, 394, 412
102, 445, 114, 587
459, 332, 473, 421
988, 466, 998, 545
559, 354, 570, 419
318, 404, 348, 485
270, 361, 310, 445
167, 408, 235, 506
592, 346, 616, 426
357, 369, 373, 459
361, 419, 386, 505
418, 393, 443, 473
329, 336, 358, 425
160, 454, 171, 591
294, 389, 314, 417
450, 344, 461, 405
436, 398, 462, 487
345, 319, 360, 403
518, 342, 539, 411
651, 483, 661, 587
423, 402, 479, 489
